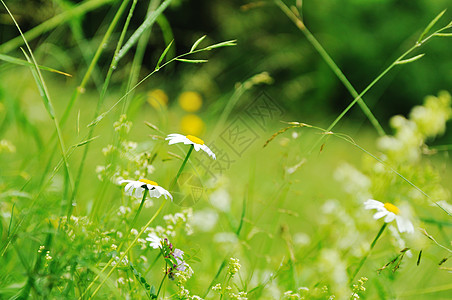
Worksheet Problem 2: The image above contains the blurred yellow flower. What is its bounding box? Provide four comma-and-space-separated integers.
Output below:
147, 89, 168, 110
180, 114, 205, 136
178, 91, 202, 112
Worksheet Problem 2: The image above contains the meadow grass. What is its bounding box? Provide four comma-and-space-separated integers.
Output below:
1, 1, 452, 299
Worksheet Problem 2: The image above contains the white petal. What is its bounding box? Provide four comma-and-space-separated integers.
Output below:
134, 187, 143, 198
155, 186, 173, 200
168, 137, 186, 145
373, 211, 387, 220
166, 133, 184, 140
384, 212, 395, 223
364, 199, 384, 210
148, 188, 161, 198
193, 143, 202, 151
395, 216, 414, 233
201, 144, 216, 159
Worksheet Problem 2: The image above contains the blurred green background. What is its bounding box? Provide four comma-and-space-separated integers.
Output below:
1, 0, 451, 122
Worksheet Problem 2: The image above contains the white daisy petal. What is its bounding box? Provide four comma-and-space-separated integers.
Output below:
166, 133, 216, 160
201, 144, 216, 159
373, 211, 387, 220
384, 213, 395, 223
146, 233, 162, 249
364, 199, 384, 210
395, 216, 414, 233
119, 179, 172, 201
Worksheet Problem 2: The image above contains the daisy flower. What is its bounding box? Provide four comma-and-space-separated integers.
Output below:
119, 179, 173, 200
166, 133, 216, 159
364, 199, 414, 233
146, 232, 163, 249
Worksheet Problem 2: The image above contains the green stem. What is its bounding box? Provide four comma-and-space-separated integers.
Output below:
129, 189, 148, 231
60, 0, 132, 127
349, 223, 387, 284
275, 0, 385, 137
156, 263, 168, 298
66, 0, 137, 221
170, 145, 194, 190
82, 200, 167, 299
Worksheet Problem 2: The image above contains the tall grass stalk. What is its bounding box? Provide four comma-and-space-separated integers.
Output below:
66, 0, 138, 220
82, 199, 167, 299
276, 1, 451, 154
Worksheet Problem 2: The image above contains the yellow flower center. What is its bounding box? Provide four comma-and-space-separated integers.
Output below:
384, 202, 400, 215
139, 179, 158, 186
186, 135, 204, 145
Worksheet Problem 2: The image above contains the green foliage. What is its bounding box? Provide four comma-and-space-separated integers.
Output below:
0, 1, 452, 299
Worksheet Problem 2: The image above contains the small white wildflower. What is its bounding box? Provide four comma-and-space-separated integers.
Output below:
146, 232, 162, 249
166, 133, 216, 159
364, 199, 414, 233
119, 179, 172, 200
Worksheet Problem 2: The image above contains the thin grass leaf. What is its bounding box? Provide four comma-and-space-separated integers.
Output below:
116, 0, 173, 62
190, 35, 207, 52
73, 136, 99, 148
0, 0, 114, 54
395, 54, 425, 65
434, 32, 452, 37
87, 113, 107, 127
155, 40, 173, 70
175, 58, 208, 63
0, 54, 72, 76
418, 9, 446, 43
201, 39, 237, 50
77, 110, 80, 135
20, 49, 55, 119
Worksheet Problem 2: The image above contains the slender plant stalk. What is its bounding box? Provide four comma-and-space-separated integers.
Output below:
156, 263, 168, 298
0, 1, 73, 190
82, 199, 167, 299
129, 189, 148, 231
266, 122, 452, 217
170, 145, 194, 190
276, 0, 452, 155
275, 0, 385, 137
66, 0, 138, 220
349, 223, 387, 283
0, 0, 114, 54
60, 0, 132, 127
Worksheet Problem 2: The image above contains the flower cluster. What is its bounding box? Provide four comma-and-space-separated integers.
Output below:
146, 233, 189, 279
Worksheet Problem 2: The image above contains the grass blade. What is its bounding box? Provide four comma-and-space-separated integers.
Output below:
417, 9, 446, 42
175, 58, 208, 63
395, 53, 425, 65
155, 40, 173, 70
0, 54, 72, 76
190, 35, 207, 52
